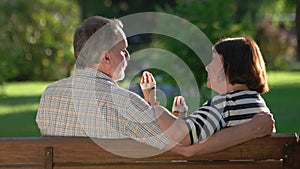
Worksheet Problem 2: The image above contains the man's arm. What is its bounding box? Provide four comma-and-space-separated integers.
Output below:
140, 72, 191, 147
170, 112, 275, 157
152, 105, 191, 148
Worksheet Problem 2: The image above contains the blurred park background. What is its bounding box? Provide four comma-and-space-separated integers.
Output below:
0, 0, 299, 136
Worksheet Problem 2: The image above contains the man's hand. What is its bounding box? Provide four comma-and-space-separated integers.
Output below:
140, 71, 156, 90
140, 71, 158, 105
170, 112, 275, 157
251, 112, 275, 138
172, 96, 188, 118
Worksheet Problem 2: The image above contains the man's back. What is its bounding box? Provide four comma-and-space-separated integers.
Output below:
36, 68, 169, 150
36, 74, 86, 136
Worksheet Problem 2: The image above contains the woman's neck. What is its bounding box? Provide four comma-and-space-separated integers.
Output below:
227, 83, 249, 92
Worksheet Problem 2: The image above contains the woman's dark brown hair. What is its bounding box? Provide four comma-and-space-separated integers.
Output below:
214, 37, 269, 93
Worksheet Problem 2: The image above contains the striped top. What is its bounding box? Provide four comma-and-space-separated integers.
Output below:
184, 90, 271, 144
36, 68, 169, 150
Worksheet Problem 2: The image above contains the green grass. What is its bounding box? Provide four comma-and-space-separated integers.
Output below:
0, 71, 299, 137
262, 71, 300, 133
0, 82, 50, 136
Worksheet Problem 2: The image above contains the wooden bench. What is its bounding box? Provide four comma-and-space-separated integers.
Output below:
0, 133, 299, 169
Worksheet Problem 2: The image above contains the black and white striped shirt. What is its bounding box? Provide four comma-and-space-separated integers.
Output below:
184, 90, 270, 144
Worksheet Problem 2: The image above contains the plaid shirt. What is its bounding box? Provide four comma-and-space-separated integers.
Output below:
36, 68, 169, 150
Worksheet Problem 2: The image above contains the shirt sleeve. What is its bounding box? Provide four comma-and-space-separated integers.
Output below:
112, 87, 170, 150
183, 100, 226, 144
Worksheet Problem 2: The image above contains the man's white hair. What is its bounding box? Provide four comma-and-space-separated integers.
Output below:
76, 19, 124, 69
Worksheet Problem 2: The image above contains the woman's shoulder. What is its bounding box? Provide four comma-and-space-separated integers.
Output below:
208, 90, 260, 105
225, 90, 260, 100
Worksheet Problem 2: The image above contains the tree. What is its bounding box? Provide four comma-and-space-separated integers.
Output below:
155, 0, 298, 73
254, 0, 297, 68
0, 0, 80, 82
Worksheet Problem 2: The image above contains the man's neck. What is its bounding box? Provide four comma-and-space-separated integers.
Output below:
94, 64, 113, 80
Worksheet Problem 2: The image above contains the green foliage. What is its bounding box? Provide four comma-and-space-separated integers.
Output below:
153, 0, 297, 83
254, 0, 297, 70
234, 0, 297, 69
0, 0, 80, 82
157, 0, 257, 43
256, 21, 297, 70
76, 0, 175, 19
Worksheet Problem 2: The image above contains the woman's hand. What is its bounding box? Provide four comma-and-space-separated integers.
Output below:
172, 96, 188, 118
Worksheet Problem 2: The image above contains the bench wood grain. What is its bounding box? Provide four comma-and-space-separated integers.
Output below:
0, 133, 299, 169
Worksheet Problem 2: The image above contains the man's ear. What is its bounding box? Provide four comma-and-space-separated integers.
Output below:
99, 51, 111, 64
103, 51, 112, 64
96, 51, 111, 73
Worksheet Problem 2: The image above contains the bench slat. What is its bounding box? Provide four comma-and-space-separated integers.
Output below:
189, 133, 295, 160
0, 133, 298, 169
0, 164, 42, 169
0, 134, 295, 163
51, 161, 282, 169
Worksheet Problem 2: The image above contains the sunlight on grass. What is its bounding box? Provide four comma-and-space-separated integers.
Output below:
268, 71, 300, 86
2, 81, 50, 96
0, 82, 50, 116
0, 104, 40, 115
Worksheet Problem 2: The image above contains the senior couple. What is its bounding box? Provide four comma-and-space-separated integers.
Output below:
36, 16, 275, 157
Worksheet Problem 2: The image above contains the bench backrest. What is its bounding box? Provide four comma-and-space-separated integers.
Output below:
0, 133, 299, 169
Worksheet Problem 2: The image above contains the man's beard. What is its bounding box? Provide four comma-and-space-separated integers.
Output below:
112, 61, 127, 81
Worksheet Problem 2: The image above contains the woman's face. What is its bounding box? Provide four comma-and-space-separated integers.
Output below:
205, 51, 226, 94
